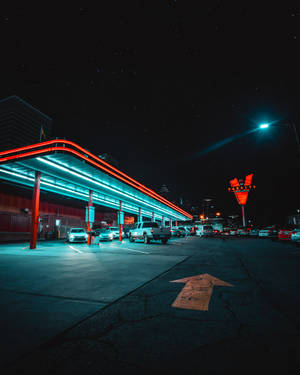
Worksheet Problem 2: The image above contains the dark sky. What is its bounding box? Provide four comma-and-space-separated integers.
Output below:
1, 2, 300, 225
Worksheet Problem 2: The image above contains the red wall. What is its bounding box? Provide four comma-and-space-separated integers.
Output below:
0, 191, 118, 240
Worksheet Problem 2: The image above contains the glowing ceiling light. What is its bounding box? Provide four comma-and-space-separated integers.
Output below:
36, 157, 184, 219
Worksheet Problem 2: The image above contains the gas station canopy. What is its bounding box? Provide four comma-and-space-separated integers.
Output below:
0, 139, 192, 222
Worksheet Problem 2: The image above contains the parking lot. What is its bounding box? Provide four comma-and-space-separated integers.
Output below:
1, 235, 300, 374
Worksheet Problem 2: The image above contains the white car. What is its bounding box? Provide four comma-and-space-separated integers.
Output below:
258, 228, 271, 237
96, 228, 114, 241
67, 228, 88, 243
109, 226, 125, 239
291, 228, 300, 243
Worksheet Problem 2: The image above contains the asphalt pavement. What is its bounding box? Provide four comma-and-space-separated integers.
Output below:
1, 236, 300, 374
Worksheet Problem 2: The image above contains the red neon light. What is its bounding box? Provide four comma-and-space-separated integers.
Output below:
234, 192, 249, 205
0, 139, 192, 218
244, 174, 253, 186
229, 174, 254, 206
229, 178, 239, 187
0, 146, 192, 218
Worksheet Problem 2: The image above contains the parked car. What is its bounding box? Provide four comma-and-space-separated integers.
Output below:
183, 225, 194, 236
221, 229, 231, 236
94, 228, 114, 241
291, 228, 300, 243
269, 227, 278, 240
229, 229, 237, 236
128, 222, 170, 244
195, 224, 214, 237
176, 226, 189, 237
109, 226, 125, 239
170, 227, 181, 237
237, 228, 249, 236
67, 228, 88, 243
278, 226, 294, 241
258, 228, 272, 237
249, 228, 259, 236
124, 224, 135, 238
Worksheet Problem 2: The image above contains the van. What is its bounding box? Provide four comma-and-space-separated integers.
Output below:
195, 224, 214, 237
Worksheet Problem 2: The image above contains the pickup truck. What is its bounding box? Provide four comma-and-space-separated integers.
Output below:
128, 222, 171, 244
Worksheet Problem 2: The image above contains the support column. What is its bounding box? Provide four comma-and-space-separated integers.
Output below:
175, 221, 178, 227
152, 212, 154, 222
118, 200, 123, 241
30, 171, 41, 249
138, 207, 141, 223
87, 190, 93, 245
241, 205, 246, 227
162, 216, 164, 227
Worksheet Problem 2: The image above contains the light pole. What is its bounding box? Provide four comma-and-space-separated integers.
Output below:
259, 121, 300, 155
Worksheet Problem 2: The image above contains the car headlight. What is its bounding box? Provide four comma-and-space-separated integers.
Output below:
109, 233, 113, 238
69, 234, 74, 239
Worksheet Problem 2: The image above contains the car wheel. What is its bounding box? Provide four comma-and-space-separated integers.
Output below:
144, 234, 150, 244
129, 234, 134, 242
161, 238, 168, 244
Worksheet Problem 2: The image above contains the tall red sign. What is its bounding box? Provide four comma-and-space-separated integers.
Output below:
228, 174, 255, 227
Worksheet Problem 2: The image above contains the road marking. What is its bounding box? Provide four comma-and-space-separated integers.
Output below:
109, 246, 149, 254
68, 245, 82, 253
21, 246, 29, 250
171, 273, 233, 311
120, 247, 149, 254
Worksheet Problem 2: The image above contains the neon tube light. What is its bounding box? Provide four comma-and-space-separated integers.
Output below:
0, 167, 185, 220
0, 147, 190, 218
36, 157, 183, 219
0, 140, 192, 218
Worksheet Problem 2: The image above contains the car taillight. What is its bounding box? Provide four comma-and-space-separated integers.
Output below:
151, 229, 154, 233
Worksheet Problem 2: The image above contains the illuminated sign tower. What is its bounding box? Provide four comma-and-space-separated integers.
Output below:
228, 174, 255, 227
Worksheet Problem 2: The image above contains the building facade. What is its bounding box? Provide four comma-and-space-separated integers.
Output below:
0, 96, 53, 151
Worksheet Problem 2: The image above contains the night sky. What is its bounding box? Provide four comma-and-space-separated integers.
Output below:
1, 2, 300, 225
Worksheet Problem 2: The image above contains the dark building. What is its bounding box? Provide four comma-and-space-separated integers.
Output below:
0, 95, 53, 151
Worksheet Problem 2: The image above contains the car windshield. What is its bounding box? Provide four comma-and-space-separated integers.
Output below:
71, 229, 86, 233
143, 222, 159, 228
110, 227, 118, 231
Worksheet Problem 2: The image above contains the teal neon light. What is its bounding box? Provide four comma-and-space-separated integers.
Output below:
36, 157, 185, 219
0, 167, 177, 220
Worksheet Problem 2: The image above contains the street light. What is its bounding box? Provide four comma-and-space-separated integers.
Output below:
259, 121, 300, 154
259, 123, 269, 129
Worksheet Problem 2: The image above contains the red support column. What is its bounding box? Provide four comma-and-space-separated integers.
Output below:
162, 216, 164, 227
30, 171, 41, 249
87, 190, 93, 245
119, 200, 123, 241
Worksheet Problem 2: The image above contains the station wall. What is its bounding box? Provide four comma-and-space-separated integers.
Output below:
0, 191, 136, 242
